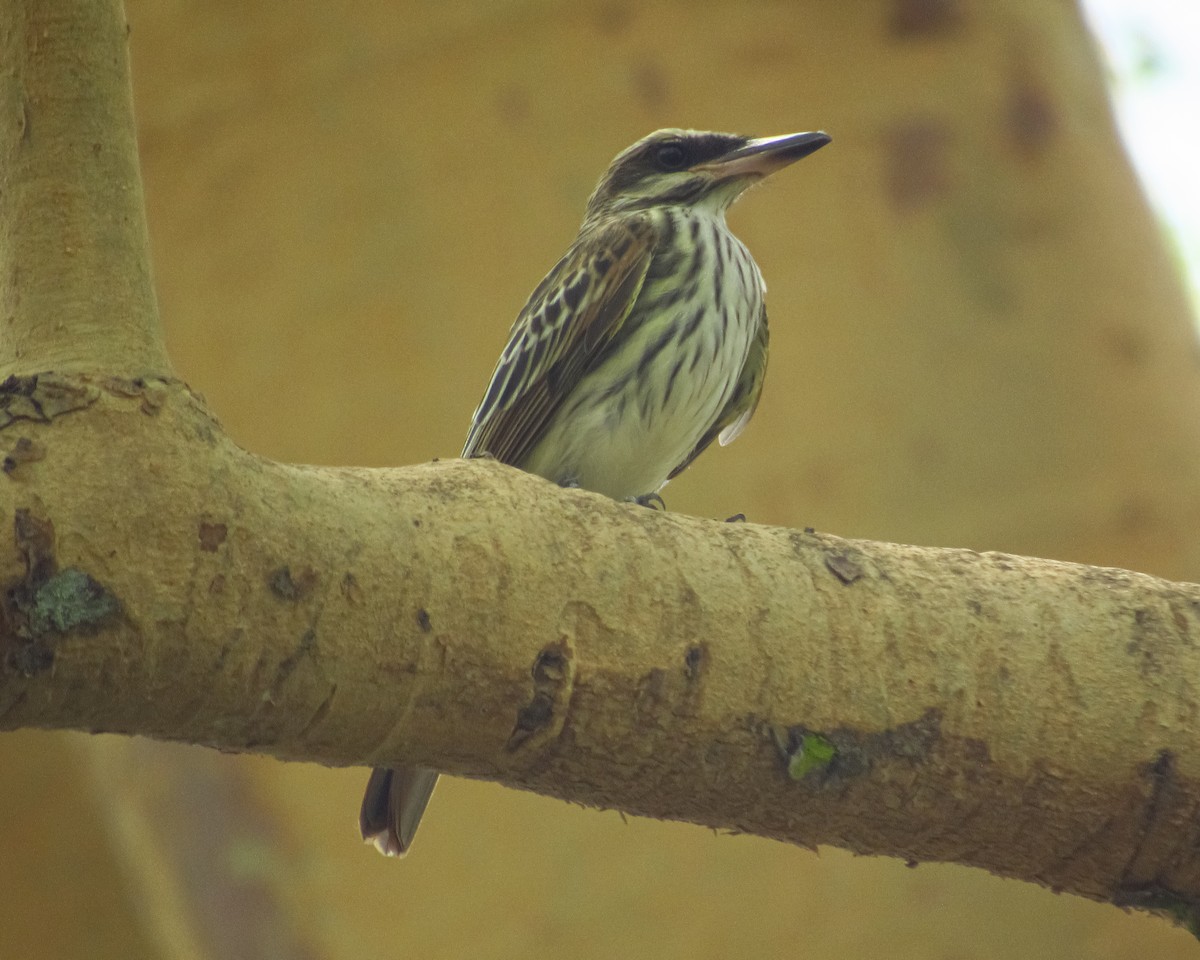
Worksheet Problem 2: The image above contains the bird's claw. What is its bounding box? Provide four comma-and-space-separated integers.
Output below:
725, 513, 747, 523
627, 492, 666, 511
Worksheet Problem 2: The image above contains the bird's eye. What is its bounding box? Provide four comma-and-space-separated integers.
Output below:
654, 142, 688, 171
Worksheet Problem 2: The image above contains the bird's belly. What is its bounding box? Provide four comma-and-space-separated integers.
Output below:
524, 400, 703, 499
520, 309, 753, 500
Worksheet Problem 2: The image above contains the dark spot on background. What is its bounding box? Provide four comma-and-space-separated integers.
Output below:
1006, 77, 1057, 158
732, 39, 796, 68
909, 432, 947, 473
889, 0, 962, 37
1115, 495, 1155, 537
1101, 326, 1149, 366
883, 119, 953, 209
416, 608, 432, 633
494, 86, 530, 124
630, 60, 668, 111
594, 1, 634, 37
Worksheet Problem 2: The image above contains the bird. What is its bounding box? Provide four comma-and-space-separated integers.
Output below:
360, 126, 831, 856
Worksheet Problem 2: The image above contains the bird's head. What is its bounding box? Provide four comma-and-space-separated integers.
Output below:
583, 128, 830, 221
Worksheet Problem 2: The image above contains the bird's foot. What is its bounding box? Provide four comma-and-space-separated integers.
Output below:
557, 477, 581, 489
725, 513, 747, 523
626, 492, 666, 511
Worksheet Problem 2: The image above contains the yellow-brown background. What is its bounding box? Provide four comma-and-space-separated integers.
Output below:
3, 1, 1199, 957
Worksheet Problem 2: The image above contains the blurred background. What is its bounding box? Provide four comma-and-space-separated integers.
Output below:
3, 0, 1200, 957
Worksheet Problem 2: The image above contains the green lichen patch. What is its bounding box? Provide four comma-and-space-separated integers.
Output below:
786, 733, 837, 780
770, 709, 947, 786
3, 508, 121, 677
29, 568, 121, 634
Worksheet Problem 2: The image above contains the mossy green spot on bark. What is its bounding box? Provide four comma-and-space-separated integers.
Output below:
30, 567, 120, 634
786, 733, 837, 780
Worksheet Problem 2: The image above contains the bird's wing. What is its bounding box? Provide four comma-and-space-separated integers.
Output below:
462, 214, 657, 466
667, 302, 769, 480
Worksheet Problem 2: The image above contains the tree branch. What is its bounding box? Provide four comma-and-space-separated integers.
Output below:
0, 0, 168, 377
2, 374, 1200, 926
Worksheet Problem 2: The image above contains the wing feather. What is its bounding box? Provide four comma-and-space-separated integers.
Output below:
462, 215, 657, 466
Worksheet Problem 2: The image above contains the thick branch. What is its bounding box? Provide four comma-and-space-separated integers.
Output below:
0, 0, 168, 377
2, 376, 1199, 924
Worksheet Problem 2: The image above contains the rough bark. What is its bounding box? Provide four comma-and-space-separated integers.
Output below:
3, 373, 1200, 924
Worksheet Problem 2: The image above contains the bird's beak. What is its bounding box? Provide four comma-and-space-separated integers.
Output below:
693, 130, 832, 179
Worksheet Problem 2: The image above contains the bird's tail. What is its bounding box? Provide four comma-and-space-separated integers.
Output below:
359, 766, 440, 856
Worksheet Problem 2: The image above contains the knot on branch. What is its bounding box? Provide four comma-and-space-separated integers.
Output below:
506, 640, 574, 752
